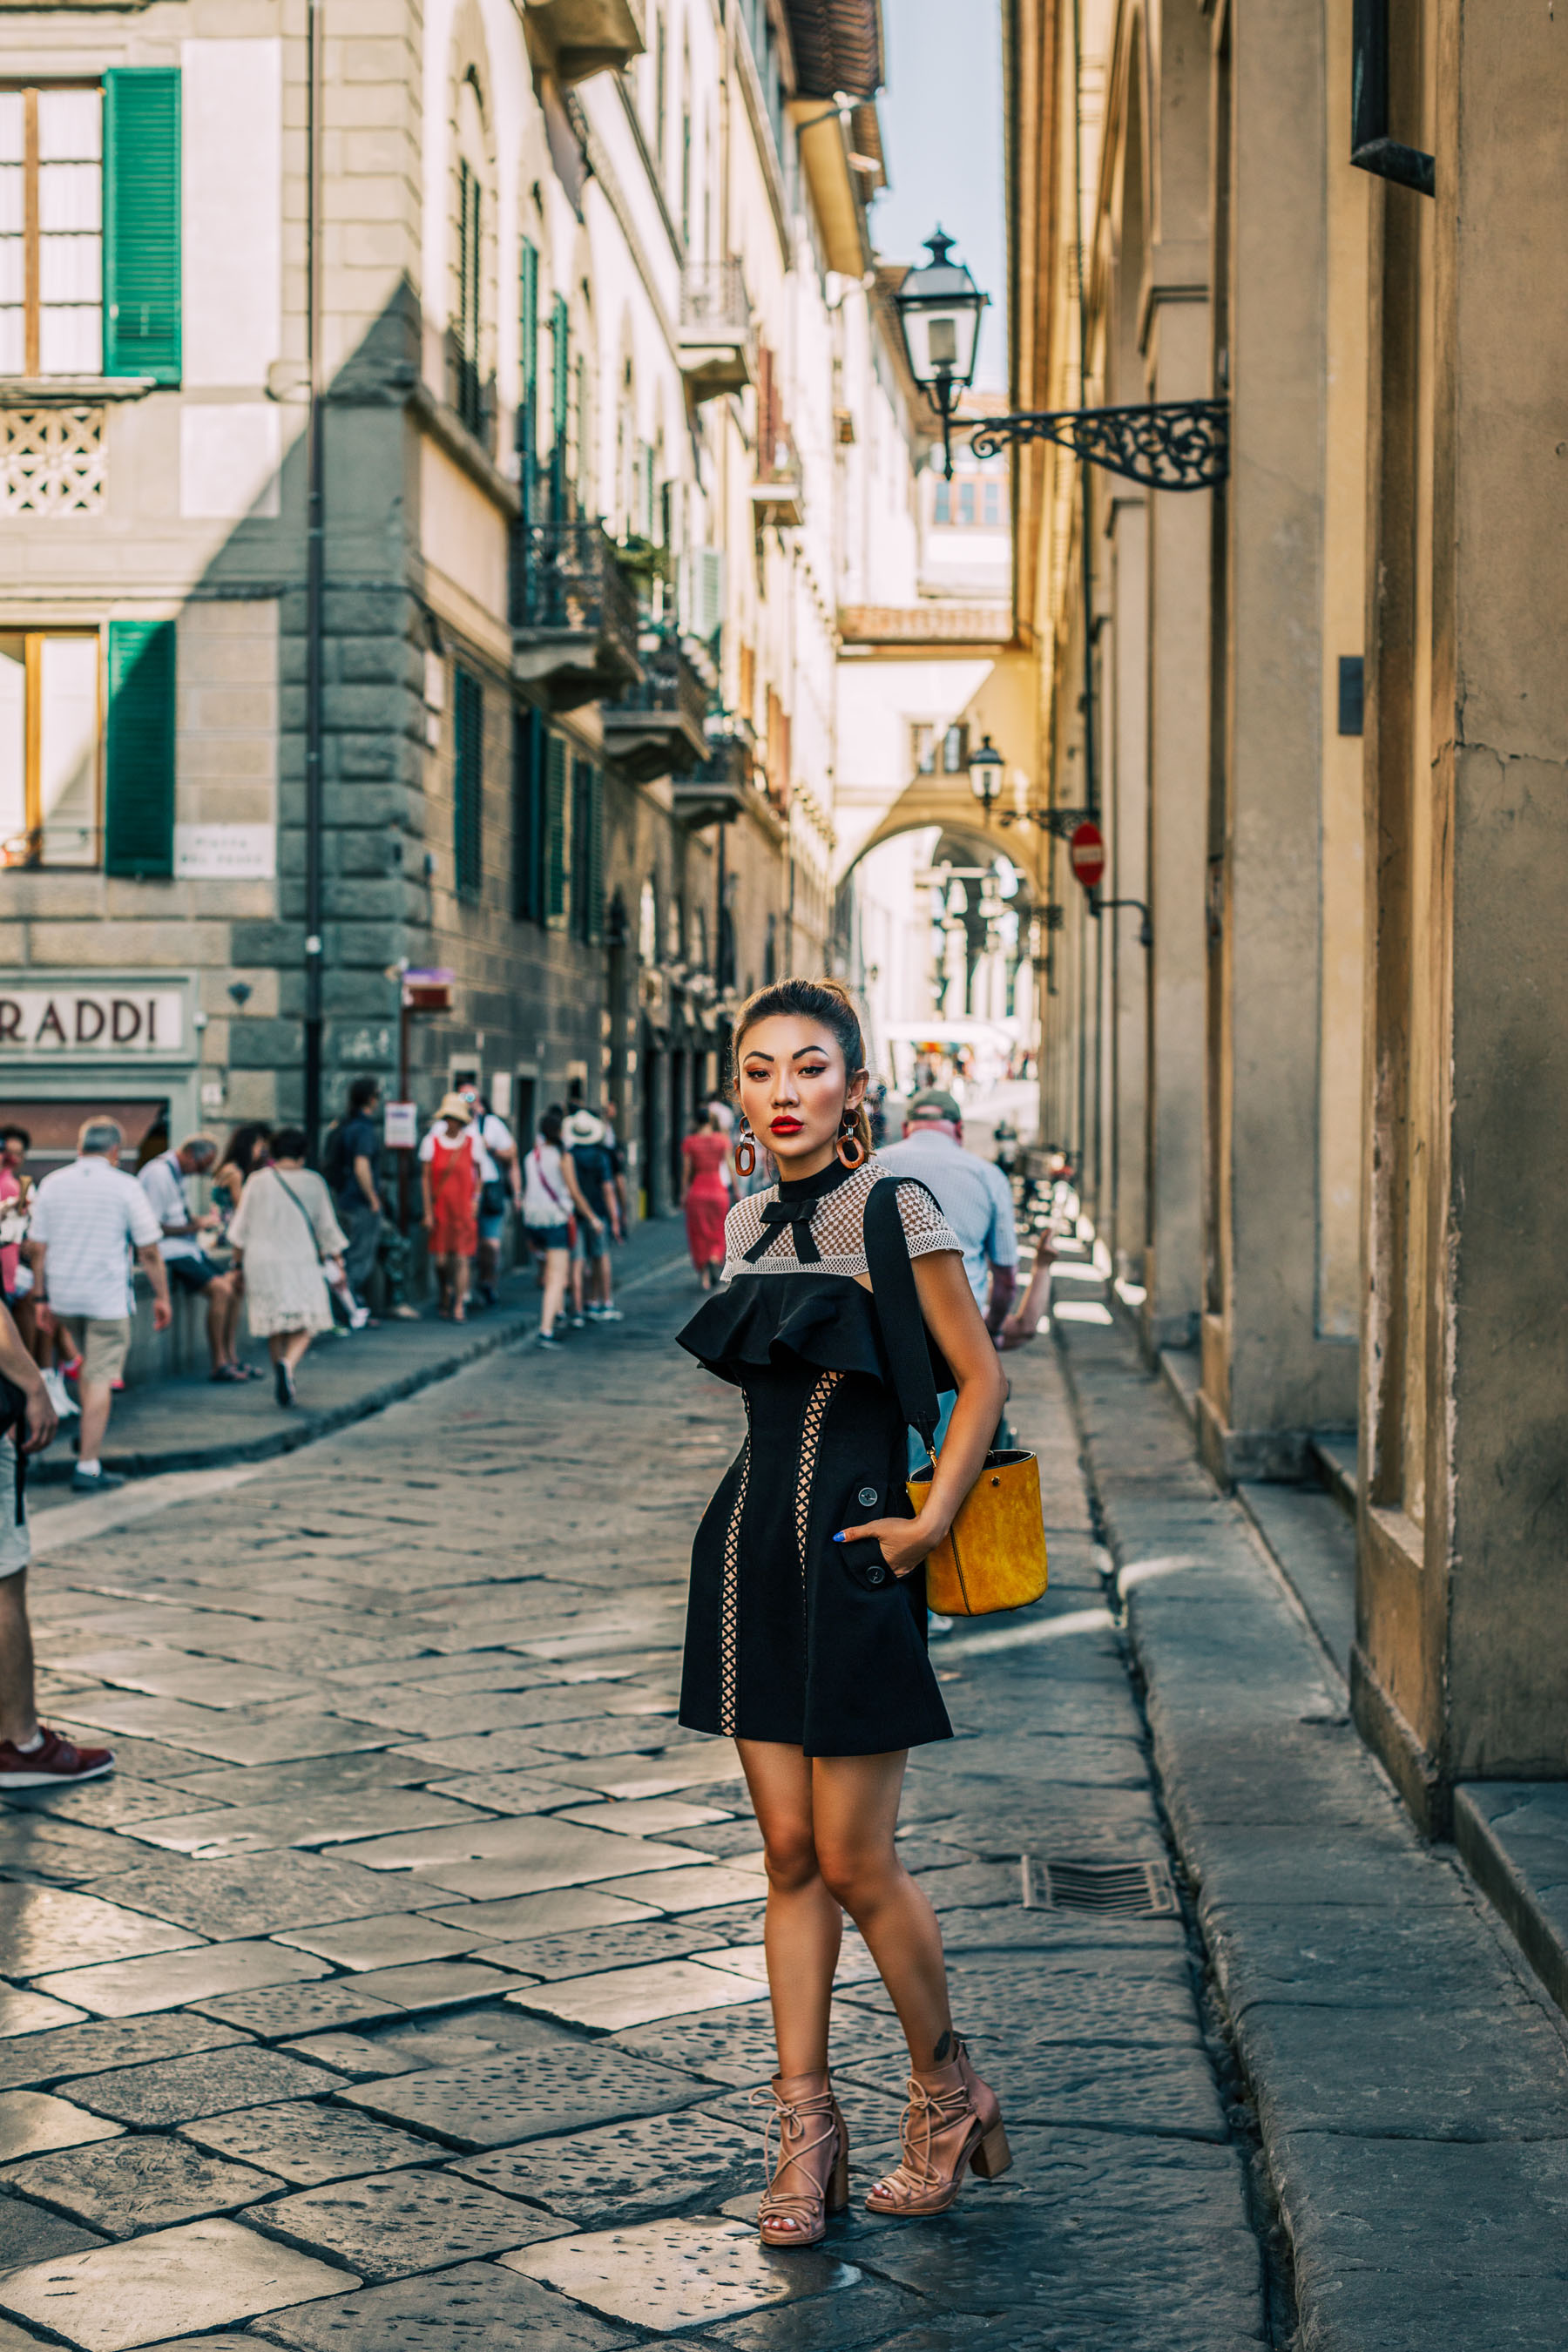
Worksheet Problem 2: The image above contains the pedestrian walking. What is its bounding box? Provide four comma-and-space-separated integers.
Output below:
139, 1135, 248, 1382
0, 1298, 113, 1786
676, 977, 1012, 2246
681, 1106, 733, 1289
460, 1088, 522, 1308
599, 1097, 634, 1233
328, 1079, 384, 1326
226, 1131, 349, 1407
564, 1109, 623, 1322
419, 1095, 481, 1322
522, 1108, 585, 1347
26, 1119, 172, 1493
876, 1091, 1019, 1331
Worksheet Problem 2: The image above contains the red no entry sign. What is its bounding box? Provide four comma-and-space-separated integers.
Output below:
1069, 821, 1105, 890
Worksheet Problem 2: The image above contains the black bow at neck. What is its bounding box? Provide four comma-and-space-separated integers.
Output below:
741, 1151, 860, 1264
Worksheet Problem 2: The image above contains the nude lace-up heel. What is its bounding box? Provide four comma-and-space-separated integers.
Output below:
753, 2070, 851, 2248
864, 2034, 1012, 2218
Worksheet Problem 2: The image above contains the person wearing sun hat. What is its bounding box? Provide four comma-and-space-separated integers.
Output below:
418, 1093, 480, 1322
564, 1108, 623, 1324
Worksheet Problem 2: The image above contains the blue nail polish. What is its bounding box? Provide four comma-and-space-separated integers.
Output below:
833, 1531, 845, 1543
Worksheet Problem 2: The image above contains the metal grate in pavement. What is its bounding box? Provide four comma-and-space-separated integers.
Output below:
1019, 1855, 1178, 1916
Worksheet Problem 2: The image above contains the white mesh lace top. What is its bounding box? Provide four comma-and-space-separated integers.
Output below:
721, 1152, 961, 1281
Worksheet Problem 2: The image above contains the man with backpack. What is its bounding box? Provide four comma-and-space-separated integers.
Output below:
0, 1297, 113, 1786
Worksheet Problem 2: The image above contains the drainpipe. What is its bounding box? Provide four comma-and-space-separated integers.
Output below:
302, 0, 327, 1159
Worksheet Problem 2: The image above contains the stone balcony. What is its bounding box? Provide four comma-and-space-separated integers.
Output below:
510, 518, 643, 713
677, 262, 756, 402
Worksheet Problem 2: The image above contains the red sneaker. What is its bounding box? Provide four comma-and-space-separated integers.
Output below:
0, 1728, 114, 1788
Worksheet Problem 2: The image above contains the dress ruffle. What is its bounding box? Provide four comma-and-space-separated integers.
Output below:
678, 1273, 888, 1386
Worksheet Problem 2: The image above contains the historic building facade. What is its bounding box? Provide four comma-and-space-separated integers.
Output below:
0, 0, 891, 1215
1009, 0, 1568, 1824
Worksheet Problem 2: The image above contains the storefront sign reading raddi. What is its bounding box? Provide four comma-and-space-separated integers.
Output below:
0, 989, 187, 1056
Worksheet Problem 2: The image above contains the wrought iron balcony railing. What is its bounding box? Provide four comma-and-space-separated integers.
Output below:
678, 261, 756, 401
752, 422, 804, 524
602, 632, 712, 784
511, 517, 642, 713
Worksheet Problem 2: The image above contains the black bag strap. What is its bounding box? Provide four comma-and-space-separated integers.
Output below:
863, 1177, 943, 1452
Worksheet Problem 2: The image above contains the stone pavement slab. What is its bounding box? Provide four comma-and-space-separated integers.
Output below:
179, 2099, 436, 2185
0, 2134, 282, 2233
0, 2216, 355, 2349
247, 2258, 637, 2350
258, 2165, 567, 2278
503, 2216, 858, 2332
0, 2092, 124, 2161
0, 2016, 249, 2093
31, 1940, 332, 2020
452, 2105, 758, 2227
504, 1958, 767, 2032
337, 2038, 709, 2149
57, 2047, 336, 2127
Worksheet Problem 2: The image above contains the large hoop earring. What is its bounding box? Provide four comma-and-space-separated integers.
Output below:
835, 1113, 868, 1171
734, 1125, 756, 1179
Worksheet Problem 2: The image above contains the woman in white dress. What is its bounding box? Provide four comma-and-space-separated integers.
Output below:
226, 1128, 348, 1407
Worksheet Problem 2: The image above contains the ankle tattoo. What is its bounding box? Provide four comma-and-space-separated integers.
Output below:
932, 2029, 953, 2064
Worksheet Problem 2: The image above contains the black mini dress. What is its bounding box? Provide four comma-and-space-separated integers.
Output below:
676, 1153, 960, 1758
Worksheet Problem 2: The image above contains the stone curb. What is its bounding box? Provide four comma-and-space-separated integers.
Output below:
1055, 1315, 1568, 2352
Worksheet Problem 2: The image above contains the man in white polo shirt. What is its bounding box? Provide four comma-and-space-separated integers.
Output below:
27, 1119, 171, 1495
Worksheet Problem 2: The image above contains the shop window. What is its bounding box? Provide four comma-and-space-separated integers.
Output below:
957, 480, 977, 525
983, 478, 1003, 526
0, 628, 99, 867
933, 480, 951, 524
911, 722, 936, 775
942, 722, 969, 774
452, 665, 483, 902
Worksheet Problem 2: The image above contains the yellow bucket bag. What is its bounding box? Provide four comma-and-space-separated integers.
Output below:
865, 1179, 1049, 1619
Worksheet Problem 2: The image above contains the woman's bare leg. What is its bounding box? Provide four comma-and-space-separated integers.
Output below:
812, 1750, 954, 2070
540, 1248, 568, 1334
737, 1738, 842, 2076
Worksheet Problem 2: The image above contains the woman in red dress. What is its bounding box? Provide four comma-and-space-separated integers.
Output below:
681, 1109, 734, 1288
420, 1094, 480, 1321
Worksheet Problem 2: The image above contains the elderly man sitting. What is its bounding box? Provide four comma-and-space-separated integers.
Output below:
139, 1133, 248, 1382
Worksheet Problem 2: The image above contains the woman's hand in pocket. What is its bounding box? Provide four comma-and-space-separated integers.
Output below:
834, 1514, 937, 1580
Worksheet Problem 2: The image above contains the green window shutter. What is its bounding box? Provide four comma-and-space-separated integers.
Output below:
585, 765, 605, 945
453, 666, 483, 902
519, 240, 538, 523
105, 620, 176, 878
511, 706, 545, 922
544, 730, 568, 923
551, 294, 569, 518
104, 69, 182, 384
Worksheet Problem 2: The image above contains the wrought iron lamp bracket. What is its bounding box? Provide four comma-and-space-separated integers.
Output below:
970, 399, 1229, 491
1000, 806, 1093, 839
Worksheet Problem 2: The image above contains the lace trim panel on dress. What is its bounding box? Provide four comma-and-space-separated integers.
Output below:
717, 1405, 751, 1738
795, 1371, 842, 1600
722, 1157, 960, 1281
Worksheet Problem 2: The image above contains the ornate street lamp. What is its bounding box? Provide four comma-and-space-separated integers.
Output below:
893, 230, 987, 482
967, 733, 1004, 824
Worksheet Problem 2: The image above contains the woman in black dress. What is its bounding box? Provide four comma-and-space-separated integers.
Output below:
678, 978, 1013, 2247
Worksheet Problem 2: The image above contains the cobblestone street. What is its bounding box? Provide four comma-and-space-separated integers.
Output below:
0, 1261, 1275, 2351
